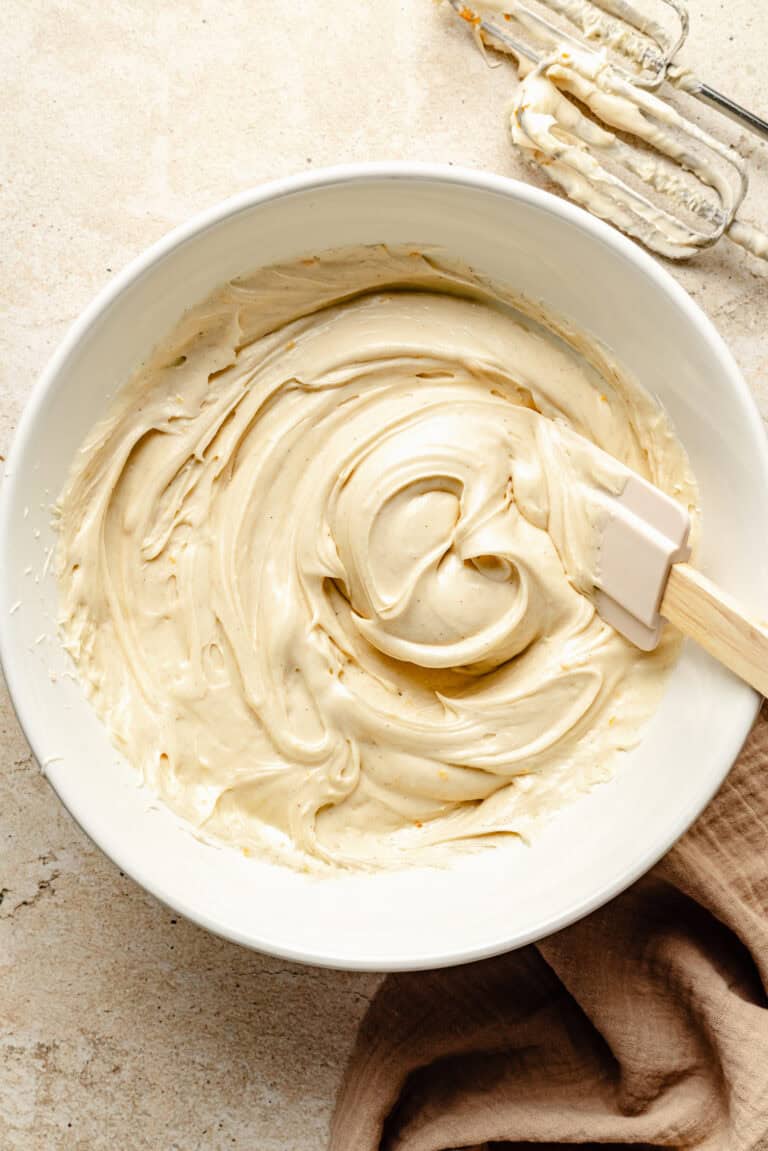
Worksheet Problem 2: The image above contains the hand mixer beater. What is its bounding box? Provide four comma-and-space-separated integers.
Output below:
446, 0, 768, 261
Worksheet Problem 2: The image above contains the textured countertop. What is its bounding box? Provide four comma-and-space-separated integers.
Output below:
2, 2, 768, 1148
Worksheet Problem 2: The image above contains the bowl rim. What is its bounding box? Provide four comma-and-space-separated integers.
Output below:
1, 161, 764, 971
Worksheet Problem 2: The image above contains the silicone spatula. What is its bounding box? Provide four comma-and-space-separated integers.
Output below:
592, 450, 768, 697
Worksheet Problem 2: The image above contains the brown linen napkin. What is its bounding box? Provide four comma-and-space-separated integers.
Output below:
331, 707, 768, 1151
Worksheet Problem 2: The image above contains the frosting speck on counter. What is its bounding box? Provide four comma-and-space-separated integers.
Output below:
56, 245, 697, 869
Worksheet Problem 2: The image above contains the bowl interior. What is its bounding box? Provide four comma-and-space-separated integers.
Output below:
3, 168, 768, 970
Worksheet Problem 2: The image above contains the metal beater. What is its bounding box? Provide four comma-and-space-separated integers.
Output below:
449, 0, 768, 141
446, 0, 768, 260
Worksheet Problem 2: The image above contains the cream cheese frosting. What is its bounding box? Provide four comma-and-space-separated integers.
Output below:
56, 245, 697, 869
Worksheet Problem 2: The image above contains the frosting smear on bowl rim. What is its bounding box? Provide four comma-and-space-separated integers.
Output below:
55, 244, 698, 869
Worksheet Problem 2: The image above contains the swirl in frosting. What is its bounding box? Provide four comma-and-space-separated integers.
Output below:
56, 246, 697, 868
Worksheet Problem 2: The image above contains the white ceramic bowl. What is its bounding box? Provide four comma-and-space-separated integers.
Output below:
3, 165, 768, 971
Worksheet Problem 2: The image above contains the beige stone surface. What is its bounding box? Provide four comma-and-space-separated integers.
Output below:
1, 2, 768, 1147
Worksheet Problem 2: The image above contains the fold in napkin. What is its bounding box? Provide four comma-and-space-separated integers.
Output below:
331, 707, 768, 1151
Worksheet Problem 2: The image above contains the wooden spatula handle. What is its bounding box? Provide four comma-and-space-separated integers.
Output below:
661, 563, 768, 698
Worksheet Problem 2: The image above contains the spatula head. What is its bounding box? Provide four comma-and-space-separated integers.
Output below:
541, 421, 692, 650
595, 471, 691, 649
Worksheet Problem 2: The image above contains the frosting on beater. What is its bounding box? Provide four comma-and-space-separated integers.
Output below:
56, 246, 697, 868
452, 4, 768, 262
509, 47, 750, 259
